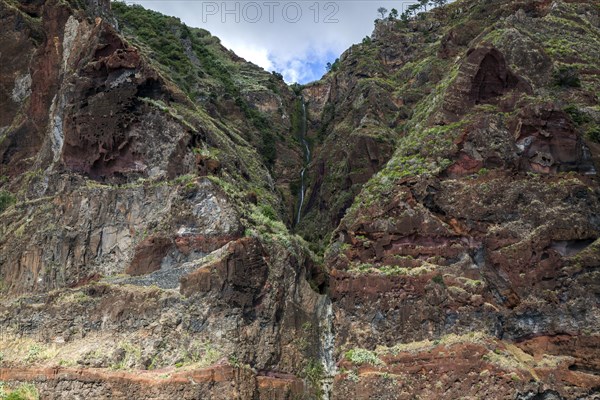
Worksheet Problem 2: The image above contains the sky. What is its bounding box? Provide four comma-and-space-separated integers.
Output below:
125, 0, 420, 84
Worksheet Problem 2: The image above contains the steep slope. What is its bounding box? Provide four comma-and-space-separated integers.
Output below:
304, 0, 600, 398
0, 0, 599, 398
0, 0, 326, 398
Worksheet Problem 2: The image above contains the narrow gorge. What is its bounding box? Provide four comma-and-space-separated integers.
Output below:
296, 97, 311, 227
0, 0, 599, 398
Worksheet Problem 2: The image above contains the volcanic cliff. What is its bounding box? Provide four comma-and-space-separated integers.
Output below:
0, 0, 599, 398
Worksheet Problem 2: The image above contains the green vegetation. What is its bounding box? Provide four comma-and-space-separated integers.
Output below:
258, 204, 277, 221
301, 359, 325, 399
0, 191, 15, 213
92, 3, 301, 237
546, 38, 576, 58
354, 263, 374, 273
346, 370, 360, 382
432, 274, 445, 286
379, 0, 447, 21
112, 2, 199, 93
587, 126, 600, 143
112, 341, 142, 370
227, 354, 240, 368
0, 383, 39, 400
563, 105, 600, 144
325, 58, 340, 72
248, 203, 286, 234
296, 1, 460, 246
25, 345, 41, 363
345, 348, 384, 366
179, 341, 220, 367
290, 97, 305, 135
378, 265, 408, 276
235, 97, 278, 168
290, 83, 304, 95
553, 66, 581, 88
347, 120, 463, 215
564, 105, 590, 125
112, 2, 282, 168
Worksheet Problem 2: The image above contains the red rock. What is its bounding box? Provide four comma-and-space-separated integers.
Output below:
126, 236, 173, 276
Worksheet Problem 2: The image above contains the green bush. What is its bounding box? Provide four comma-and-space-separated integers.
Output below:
1, 383, 39, 400
326, 58, 340, 72
0, 190, 15, 213
553, 66, 581, 88
587, 127, 600, 143
259, 204, 277, 221
301, 359, 325, 398
112, 3, 195, 93
344, 348, 383, 366
290, 83, 304, 95
564, 105, 590, 125
432, 274, 445, 286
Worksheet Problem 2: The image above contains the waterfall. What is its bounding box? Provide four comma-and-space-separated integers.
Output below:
296, 98, 310, 225
318, 295, 336, 400
582, 142, 597, 175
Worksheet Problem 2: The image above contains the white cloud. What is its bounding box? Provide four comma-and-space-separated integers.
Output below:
226, 40, 274, 71
126, 1, 420, 83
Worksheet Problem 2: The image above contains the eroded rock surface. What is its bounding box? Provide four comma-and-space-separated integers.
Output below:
1, 0, 600, 398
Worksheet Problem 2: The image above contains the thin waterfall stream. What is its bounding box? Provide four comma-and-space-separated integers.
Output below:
295, 97, 335, 398
296, 98, 310, 226
318, 296, 336, 399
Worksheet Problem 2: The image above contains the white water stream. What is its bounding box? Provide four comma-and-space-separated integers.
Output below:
318, 296, 336, 399
296, 99, 310, 225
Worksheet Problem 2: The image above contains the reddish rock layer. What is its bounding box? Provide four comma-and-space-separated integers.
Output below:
0, 365, 304, 399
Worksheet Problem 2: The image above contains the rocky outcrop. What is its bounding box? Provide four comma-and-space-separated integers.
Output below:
0, 365, 304, 399
126, 236, 174, 276
180, 238, 268, 305
1, 0, 600, 398
0, 0, 325, 397
333, 334, 600, 399
512, 104, 596, 174
443, 46, 532, 120
317, 0, 600, 398
445, 102, 596, 177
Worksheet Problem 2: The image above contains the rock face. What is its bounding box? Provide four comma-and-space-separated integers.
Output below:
443, 46, 533, 120
0, 0, 323, 397
319, 0, 600, 397
1, 0, 600, 398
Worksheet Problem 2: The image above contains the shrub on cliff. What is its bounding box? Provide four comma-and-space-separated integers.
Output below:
564, 105, 590, 125
0, 190, 15, 213
345, 348, 383, 366
588, 127, 600, 143
553, 66, 581, 88
1, 383, 39, 400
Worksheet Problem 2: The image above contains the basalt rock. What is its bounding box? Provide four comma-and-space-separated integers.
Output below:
443, 46, 532, 120
511, 104, 596, 174
0, 0, 324, 397
319, 0, 600, 398
60, 22, 186, 180
126, 235, 174, 276
2, 0, 600, 398
180, 237, 269, 306
333, 335, 600, 399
